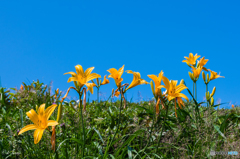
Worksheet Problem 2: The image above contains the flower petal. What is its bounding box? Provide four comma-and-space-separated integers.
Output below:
33, 129, 45, 144
101, 75, 110, 85
63, 72, 77, 76
202, 67, 208, 72
157, 85, 165, 89
175, 93, 189, 102
150, 81, 155, 97
140, 79, 148, 85
85, 83, 95, 94
162, 76, 170, 90
189, 53, 193, 58
175, 84, 187, 93
26, 109, 39, 125
38, 104, 46, 116
45, 104, 58, 120
86, 73, 101, 82
85, 67, 94, 77
67, 77, 78, 83
126, 70, 134, 74
167, 95, 175, 101
75, 65, 84, 77
194, 54, 201, 60
18, 124, 38, 135
118, 65, 125, 76
47, 120, 59, 127
182, 60, 190, 65
172, 80, 178, 88
148, 75, 160, 87
127, 72, 140, 90
115, 78, 123, 88
114, 91, 120, 97
107, 68, 118, 75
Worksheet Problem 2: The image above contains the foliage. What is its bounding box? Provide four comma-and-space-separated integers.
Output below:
1, 53, 238, 159
1, 81, 240, 158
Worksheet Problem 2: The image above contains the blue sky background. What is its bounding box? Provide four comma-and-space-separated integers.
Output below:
0, 1, 239, 109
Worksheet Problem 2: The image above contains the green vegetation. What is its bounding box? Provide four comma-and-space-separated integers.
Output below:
0, 80, 239, 159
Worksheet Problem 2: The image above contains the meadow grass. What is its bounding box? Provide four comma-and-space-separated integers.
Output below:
0, 80, 239, 159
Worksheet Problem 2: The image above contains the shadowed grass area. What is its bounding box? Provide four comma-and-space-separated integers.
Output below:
0, 80, 239, 159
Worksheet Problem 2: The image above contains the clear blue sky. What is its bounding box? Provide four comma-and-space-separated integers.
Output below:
0, 1, 239, 109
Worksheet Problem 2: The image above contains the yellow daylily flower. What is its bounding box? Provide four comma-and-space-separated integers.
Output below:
18, 104, 58, 144
158, 77, 189, 117
208, 69, 224, 81
159, 77, 189, 102
182, 53, 201, 65
101, 75, 110, 85
20, 84, 24, 90
191, 66, 203, 78
107, 65, 124, 88
92, 75, 109, 87
148, 71, 165, 115
176, 97, 185, 109
148, 71, 164, 97
198, 57, 208, 67
64, 65, 101, 94
114, 91, 120, 97
125, 70, 148, 91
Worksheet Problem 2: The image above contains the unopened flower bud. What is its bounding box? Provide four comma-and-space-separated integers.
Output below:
188, 72, 195, 81
150, 81, 155, 97
211, 97, 214, 106
210, 87, 216, 97
57, 103, 62, 122
96, 78, 99, 85
207, 73, 210, 83
206, 91, 211, 101
202, 72, 206, 83
180, 79, 184, 85
196, 60, 200, 68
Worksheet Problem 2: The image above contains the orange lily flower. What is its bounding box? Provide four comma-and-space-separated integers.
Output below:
191, 66, 203, 79
182, 53, 200, 65
158, 77, 189, 117
148, 71, 164, 97
125, 70, 148, 91
198, 57, 208, 67
18, 104, 58, 144
208, 69, 224, 81
64, 65, 101, 94
107, 65, 124, 88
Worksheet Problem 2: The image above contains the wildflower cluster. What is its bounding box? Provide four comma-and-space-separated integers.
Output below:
17, 53, 225, 159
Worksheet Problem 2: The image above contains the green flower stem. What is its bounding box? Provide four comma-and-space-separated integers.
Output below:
195, 81, 197, 102
156, 104, 168, 154
78, 92, 85, 158
63, 123, 68, 159
97, 87, 99, 103
142, 97, 157, 152
193, 81, 195, 101
206, 83, 208, 108
103, 87, 123, 158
